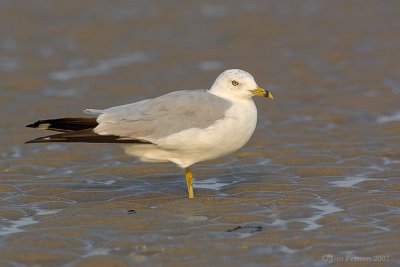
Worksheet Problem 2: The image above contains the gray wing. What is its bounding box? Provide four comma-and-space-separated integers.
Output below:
85, 90, 232, 142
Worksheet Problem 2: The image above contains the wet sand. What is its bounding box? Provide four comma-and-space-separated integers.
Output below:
1, 1, 399, 266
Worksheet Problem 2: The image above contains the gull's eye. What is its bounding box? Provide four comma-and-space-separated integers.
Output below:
232, 80, 239, 86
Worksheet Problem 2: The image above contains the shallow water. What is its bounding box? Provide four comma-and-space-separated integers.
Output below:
1, 0, 400, 266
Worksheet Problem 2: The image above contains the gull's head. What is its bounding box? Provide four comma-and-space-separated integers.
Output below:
209, 69, 273, 101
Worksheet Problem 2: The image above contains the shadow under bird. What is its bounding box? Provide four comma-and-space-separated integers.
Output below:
26, 69, 273, 198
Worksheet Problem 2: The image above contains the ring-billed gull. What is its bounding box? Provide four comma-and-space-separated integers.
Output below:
26, 69, 273, 198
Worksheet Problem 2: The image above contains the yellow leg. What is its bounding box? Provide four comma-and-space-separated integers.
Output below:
185, 167, 194, 199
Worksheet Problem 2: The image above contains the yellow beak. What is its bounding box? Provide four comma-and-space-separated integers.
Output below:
249, 87, 274, 99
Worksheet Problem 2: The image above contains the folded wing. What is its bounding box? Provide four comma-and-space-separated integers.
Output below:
91, 90, 232, 142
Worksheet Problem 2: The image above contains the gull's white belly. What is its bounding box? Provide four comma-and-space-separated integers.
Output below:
123, 100, 258, 168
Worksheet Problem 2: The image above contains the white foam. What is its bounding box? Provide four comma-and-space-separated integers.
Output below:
0, 205, 63, 236
237, 232, 252, 238
300, 203, 343, 231
49, 52, 150, 81
85, 179, 116, 185
33, 207, 63, 216
270, 218, 287, 228
81, 240, 111, 258
0, 217, 37, 236
193, 177, 239, 190
184, 215, 208, 222
330, 177, 375, 188
383, 157, 400, 165
377, 111, 400, 123
83, 247, 111, 257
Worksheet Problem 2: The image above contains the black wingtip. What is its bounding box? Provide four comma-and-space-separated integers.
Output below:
25, 138, 40, 144
25, 118, 98, 132
24, 137, 47, 144
26, 121, 40, 128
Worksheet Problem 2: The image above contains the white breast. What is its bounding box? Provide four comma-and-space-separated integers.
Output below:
152, 99, 258, 167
